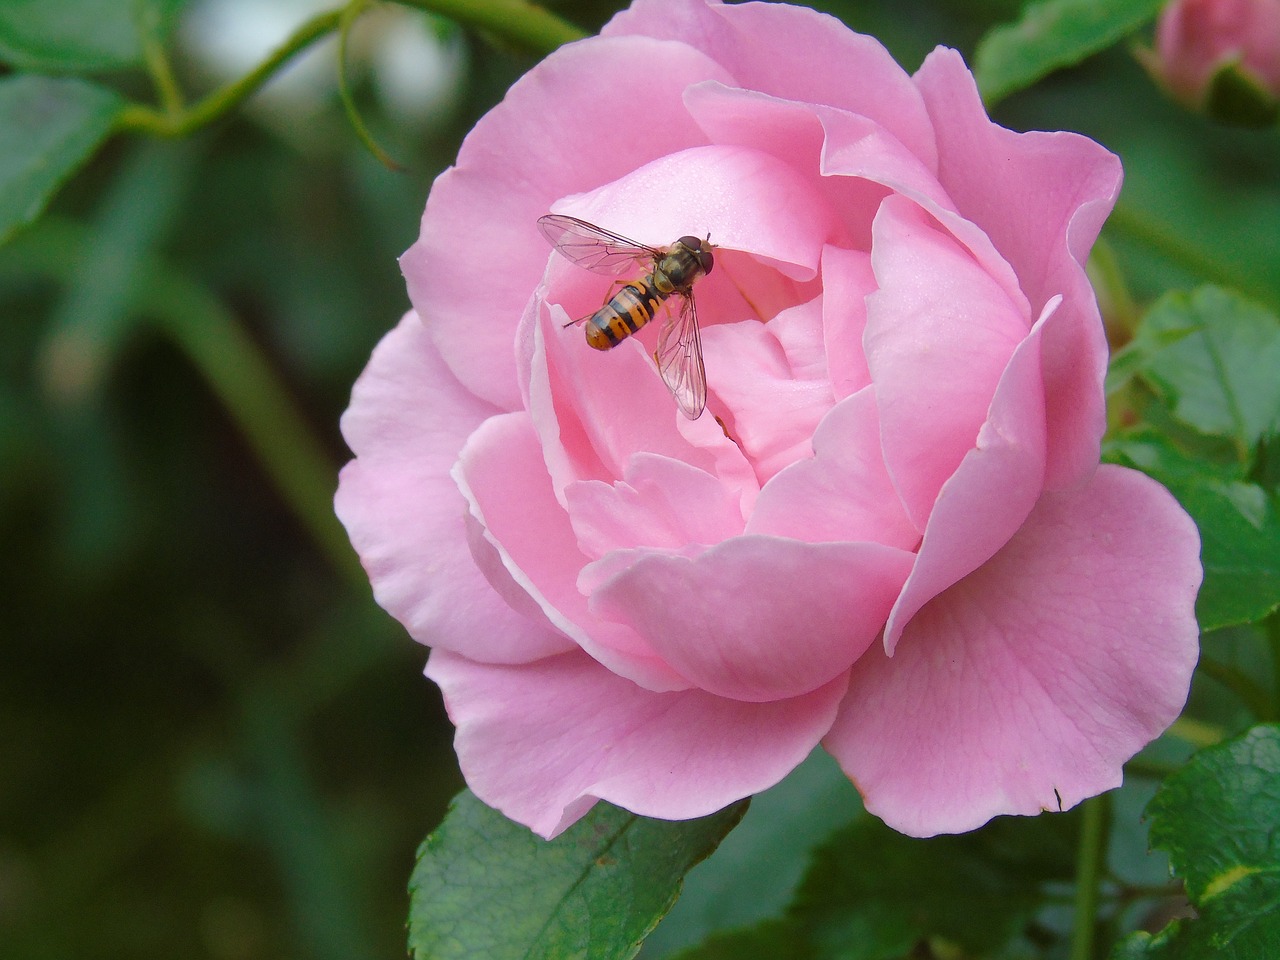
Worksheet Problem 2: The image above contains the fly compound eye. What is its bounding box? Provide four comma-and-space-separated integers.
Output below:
698, 249, 714, 275
677, 235, 702, 250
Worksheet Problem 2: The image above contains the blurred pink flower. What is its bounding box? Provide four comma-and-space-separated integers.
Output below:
1145, 0, 1280, 122
336, 0, 1202, 839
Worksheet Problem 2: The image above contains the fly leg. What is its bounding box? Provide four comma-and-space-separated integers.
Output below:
561, 278, 631, 328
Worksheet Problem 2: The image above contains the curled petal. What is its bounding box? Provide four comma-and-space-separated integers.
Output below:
429, 648, 851, 838
403, 36, 731, 410
336, 313, 571, 663
882, 296, 1053, 653
605, 0, 938, 167
747, 389, 916, 549
454, 410, 689, 690
585, 535, 915, 702
866, 196, 1030, 530
825, 465, 1202, 837
914, 47, 1121, 489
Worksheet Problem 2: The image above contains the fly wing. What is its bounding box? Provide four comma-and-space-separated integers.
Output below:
538, 214, 659, 276
654, 294, 707, 420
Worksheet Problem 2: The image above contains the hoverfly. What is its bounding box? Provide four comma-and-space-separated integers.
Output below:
537, 213, 714, 419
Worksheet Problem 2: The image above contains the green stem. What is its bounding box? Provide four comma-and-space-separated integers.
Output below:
395, 0, 587, 54
1196, 655, 1275, 720
1106, 202, 1273, 307
1086, 234, 1140, 346
1268, 613, 1280, 720
117, 8, 345, 137
1167, 716, 1228, 749
114, 0, 584, 142
144, 272, 365, 585
1123, 757, 1183, 780
140, 29, 185, 115
7, 221, 363, 586
1069, 793, 1109, 960
338, 0, 404, 170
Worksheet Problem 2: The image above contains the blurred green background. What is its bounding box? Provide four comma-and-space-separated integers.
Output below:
2, 1, 1278, 958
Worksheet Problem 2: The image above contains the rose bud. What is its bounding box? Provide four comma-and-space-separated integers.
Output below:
1141, 0, 1280, 125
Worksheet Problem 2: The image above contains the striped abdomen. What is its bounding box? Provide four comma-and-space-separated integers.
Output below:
583, 276, 669, 351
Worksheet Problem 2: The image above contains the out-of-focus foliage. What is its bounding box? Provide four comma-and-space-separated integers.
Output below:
0, 3, 529, 956
4, 1, 1280, 958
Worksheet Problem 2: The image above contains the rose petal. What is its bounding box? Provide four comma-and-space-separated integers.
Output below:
402, 36, 732, 410
747, 389, 917, 550
821, 245, 876, 399
882, 297, 1054, 654
866, 196, 1030, 530
824, 464, 1202, 837
454, 409, 690, 690
336, 312, 572, 663
586, 535, 915, 702
681, 83, 948, 249
914, 47, 1121, 489
606, 0, 938, 168
428, 647, 851, 838
565, 452, 746, 558
702, 295, 835, 483
554, 143, 838, 282
528, 298, 757, 514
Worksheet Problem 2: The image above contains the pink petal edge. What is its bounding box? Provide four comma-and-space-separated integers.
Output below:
428, 647, 851, 838
825, 464, 1202, 837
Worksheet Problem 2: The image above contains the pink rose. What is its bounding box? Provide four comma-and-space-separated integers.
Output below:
337, 0, 1202, 839
1145, 0, 1280, 120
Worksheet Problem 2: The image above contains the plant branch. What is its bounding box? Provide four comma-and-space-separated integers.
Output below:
7, 220, 363, 585
337, 0, 404, 170
394, 0, 587, 54
111, 0, 584, 144
117, 7, 345, 137
140, 28, 185, 115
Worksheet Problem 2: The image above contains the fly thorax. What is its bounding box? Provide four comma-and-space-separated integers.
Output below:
658, 250, 702, 291
651, 265, 677, 296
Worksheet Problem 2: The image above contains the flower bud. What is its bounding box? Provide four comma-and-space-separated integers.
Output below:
1142, 0, 1280, 125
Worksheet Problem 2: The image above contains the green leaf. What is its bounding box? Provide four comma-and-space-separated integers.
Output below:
1113, 288, 1280, 456
0, 75, 123, 244
408, 791, 748, 960
785, 814, 1077, 960
1111, 725, 1280, 959
1107, 433, 1280, 630
642, 750, 860, 957
974, 0, 1165, 104
0, 0, 187, 72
